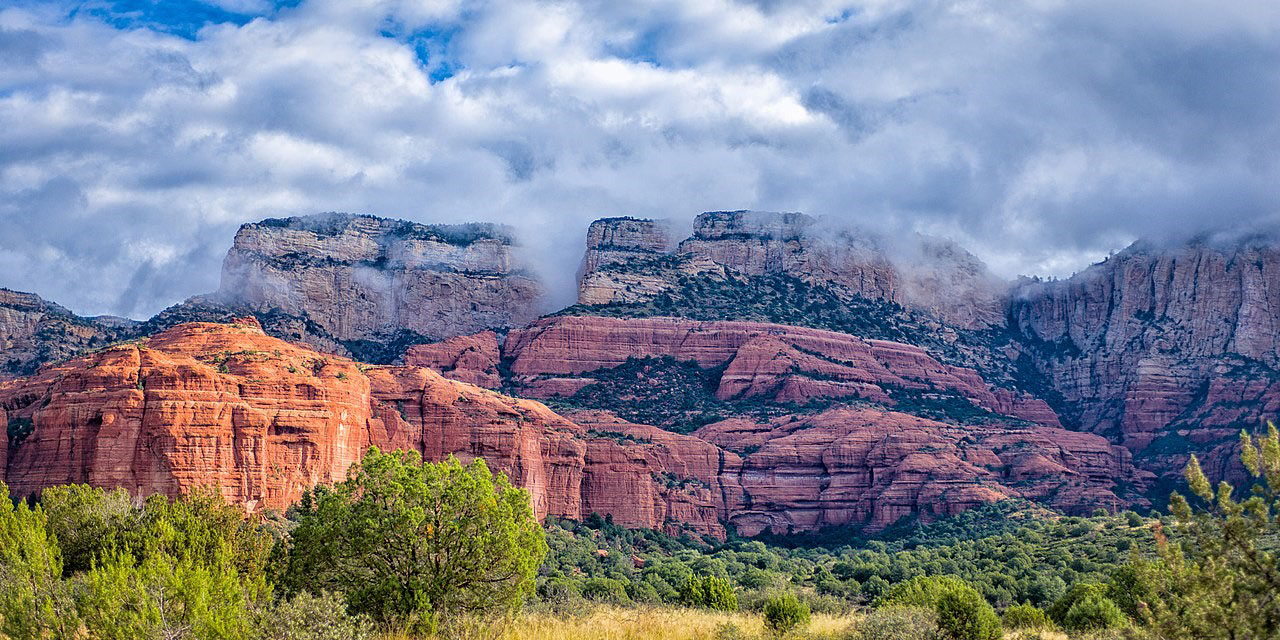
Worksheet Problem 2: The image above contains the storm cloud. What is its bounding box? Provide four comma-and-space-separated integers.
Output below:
1, 0, 1278, 317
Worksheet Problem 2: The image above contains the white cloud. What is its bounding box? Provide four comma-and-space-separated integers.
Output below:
1, 0, 1279, 317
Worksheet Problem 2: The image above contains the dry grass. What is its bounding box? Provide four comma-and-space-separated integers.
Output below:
376, 605, 861, 640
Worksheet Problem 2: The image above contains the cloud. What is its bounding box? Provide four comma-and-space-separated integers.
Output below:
1, 0, 1278, 317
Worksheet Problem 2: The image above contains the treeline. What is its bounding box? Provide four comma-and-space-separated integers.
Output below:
4, 427, 1280, 639
0, 449, 543, 638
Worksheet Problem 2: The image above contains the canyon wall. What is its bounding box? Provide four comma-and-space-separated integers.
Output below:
1, 318, 1135, 536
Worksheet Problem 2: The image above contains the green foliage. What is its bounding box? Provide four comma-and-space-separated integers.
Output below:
0, 484, 79, 639
78, 547, 259, 640
761, 592, 810, 635
1131, 424, 1280, 638
1001, 603, 1052, 630
5, 417, 33, 447
680, 574, 739, 611
582, 577, 630, 603
880, 576, 1000, 640
852, 606, 939, 640
1060, 592, 1125, 632
40, 484, 139, 575
255, 591, 374, 640
936, 587, 1001, 640
282, 448, 547, 631
1046, 582, 1106, 625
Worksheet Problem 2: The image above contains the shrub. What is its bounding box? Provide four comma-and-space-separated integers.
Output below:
1002, 603, 1052, 630
936, 587, 1001, 640
581, 577, 630, 604
1046, 582, 1107, 624
255, 591, 373, 640
283, 449, 546, 632
1062, 592, 1126, 631
880, 575, 1000, 640
680, 575, 738, 611
853, 606, 939, 640
762, 592, 811, 635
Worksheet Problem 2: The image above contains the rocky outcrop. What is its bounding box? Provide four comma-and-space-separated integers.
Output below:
504, 315, 1058, 425
216, 213, 544, 350
403, 331, 502, 388
694, 407, 1141, 535
0, 289, 136, 379
0, 319, 731, 536
1010, 236, 1280, 475
576, 212, 1004, 329
0, 319, 1143, 536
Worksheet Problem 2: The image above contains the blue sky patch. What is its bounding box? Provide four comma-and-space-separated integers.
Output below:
66, 0, 301, 40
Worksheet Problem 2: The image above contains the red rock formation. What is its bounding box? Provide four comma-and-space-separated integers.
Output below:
505, 315, 1059, 426
0, 319, 729, 536
403, 331, 502, 388
694, 407, 1141, 535
1010, 236, 1280, 480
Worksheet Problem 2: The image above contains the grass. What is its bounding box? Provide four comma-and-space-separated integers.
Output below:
381, 606, 860, 640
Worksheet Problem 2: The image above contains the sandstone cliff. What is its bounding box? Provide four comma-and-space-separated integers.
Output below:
0, 288, 136, 379
215, 213, 544, 354
0, 319, 732, 536
1009, 235, 1280, 481
576, 212, 1005, 329
1, 319, 1136, 536
502, 316, 1058, 425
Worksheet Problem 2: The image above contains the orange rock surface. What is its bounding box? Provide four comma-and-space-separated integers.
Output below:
1, 319, 1139, 536
504, 315, 1059, 425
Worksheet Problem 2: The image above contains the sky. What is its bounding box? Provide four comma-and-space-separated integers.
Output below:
1, 0, 1279, 318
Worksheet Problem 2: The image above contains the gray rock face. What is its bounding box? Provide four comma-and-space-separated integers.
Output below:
0, 288, 135, 379
577, 211, 1005, 329
1009, 235, 1280, 479
216, 213, 545, 349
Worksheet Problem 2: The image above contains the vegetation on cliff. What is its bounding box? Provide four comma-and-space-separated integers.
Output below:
3, 425, 1278, 639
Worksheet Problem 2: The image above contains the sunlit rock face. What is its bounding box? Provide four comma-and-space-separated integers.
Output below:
218, 213, 545, 347
1009, 235, 1280, 483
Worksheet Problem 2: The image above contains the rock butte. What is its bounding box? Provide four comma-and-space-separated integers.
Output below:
1, 318, 1138, 536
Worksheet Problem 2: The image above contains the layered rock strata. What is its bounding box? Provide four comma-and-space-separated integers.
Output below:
0, 319, 1136, 536
503, 315, 1058, 425
0, 289, 136, 379
1009, 236, 1280, 479
577, 212, 1005, 329
217, 213, 544, 347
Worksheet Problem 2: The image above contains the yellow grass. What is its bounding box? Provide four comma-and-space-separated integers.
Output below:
378, 605, 861, 640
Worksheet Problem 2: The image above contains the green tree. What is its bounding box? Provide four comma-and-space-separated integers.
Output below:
880, 575, 1000, 640
254, 591, 373, 640
283, 449, 546, 631
1061, 592, 1125, 632
78, 547, 259, 640
1001, 603, 1051, 630
40, 484, 138, 575
1135, 424, 1280, 638
762, 592, 810, 635
678, 574, 738, 611
0, 485, 79, 638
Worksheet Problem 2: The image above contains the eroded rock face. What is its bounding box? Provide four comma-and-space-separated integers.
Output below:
0, 319, 732, 536
577, 212, 1005, 329
217, 213, 545, 348
0, 289, 136, 380
694, 407, 1141, 535
403, 331, 502, 388
1010, 236, 1280, 480
504, 315, 1058, 425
